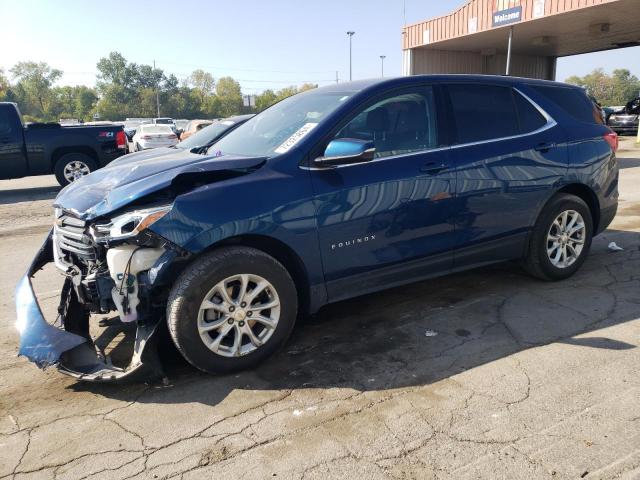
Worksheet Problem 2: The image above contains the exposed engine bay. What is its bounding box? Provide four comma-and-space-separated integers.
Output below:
16, 205, 190, 382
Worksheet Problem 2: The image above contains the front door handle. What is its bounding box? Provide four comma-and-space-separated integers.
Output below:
421, 162, 448, 175
534, 142, 556, 152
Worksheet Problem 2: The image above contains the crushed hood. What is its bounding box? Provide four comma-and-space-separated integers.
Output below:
54, 151, 266, 220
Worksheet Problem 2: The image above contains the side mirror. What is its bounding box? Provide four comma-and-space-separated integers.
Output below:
314, 139, 375, 167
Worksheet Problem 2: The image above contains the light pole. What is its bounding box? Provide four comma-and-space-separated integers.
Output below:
380, 55, 386, 77
347, 31, 355, 81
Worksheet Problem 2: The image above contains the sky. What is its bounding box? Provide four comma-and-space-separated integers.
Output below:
1, 0, 638, 93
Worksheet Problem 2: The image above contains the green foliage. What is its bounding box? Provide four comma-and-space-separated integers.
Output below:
188, 69, 215, 103
9, 61, 63, 120
566, 68, 640, 106
4, 53, 319, 122
215, 77, 243, 117
0, 68, 8, 101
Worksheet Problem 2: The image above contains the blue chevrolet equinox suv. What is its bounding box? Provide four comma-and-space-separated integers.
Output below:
16, 75, 619, 382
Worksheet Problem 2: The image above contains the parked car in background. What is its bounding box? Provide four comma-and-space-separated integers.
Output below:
603, 106, 625, 122
0, 102, 126, 186
179, 119, 213, 140
108, 114, 255, 167
174, 119, 189, 136
607, 97, 640, 135
151, 117, 175, 131
131, 124, 178, 151
16, 76, 618, 382
152, 117, 175, 126
123, 119, 149, 137
177, 114, 254, 151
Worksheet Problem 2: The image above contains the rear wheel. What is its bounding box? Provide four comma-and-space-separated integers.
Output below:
54, 153, 97, 186
524, 193, 593, 281
167, 247, 298, 374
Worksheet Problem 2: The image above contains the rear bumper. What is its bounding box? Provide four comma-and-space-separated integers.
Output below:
15, 230, 164, 383
138, 141, 178, 150
609, 124, 639, 134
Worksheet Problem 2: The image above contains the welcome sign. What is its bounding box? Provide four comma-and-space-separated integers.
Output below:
493, 0, 522, 27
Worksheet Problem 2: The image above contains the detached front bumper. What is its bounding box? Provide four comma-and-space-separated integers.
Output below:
15, 230, 164, 383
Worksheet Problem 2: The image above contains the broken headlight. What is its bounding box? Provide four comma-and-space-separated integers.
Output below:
90, 205, 172, 243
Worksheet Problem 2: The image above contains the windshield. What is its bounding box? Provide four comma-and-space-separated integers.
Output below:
209, 91, 351, 158
178, 121, 236, 149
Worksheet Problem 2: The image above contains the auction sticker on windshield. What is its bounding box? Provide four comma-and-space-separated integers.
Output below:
275, 123, 318, 154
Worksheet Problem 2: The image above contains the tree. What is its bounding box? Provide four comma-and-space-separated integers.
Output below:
298, 83, 318, 93
0, 69, 8, 101
189, 69, 215, 104
216, 77, 243, 117
611, 69, 640, 105
73, 86, 98, 120
255, 89, 278, 111
566, 68, 640, 106
96, 52, 138, 92
135, 64, 165, 90
10, 61, 62, 119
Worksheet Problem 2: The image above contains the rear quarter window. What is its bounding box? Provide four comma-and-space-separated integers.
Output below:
530, 85, 603, 125
513, 91, 548, 133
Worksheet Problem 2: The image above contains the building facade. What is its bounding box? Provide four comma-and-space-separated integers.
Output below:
403, 0, 638, 80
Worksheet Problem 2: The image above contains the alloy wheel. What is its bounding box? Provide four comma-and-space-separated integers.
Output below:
63, 160, 91, 183
546, 210, 586, 268
197, 274, 280, 357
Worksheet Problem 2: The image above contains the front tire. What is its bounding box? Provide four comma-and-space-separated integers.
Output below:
524, 193, 593, 281
54, 153, 97, 186
167, 247, 298, 374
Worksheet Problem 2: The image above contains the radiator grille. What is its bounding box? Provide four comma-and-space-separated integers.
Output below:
54, 214, 96, 262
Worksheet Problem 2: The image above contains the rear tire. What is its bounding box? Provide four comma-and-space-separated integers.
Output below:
524, 193, 593, 281
54, 153, 97, 186
167, 247, 298, 374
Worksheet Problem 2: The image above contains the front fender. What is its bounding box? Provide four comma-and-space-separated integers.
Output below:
148, 165, 327, 309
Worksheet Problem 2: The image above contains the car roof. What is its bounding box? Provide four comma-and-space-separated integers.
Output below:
314, 75, 580, 95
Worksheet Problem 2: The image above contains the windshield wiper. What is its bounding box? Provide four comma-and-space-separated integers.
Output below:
190, 145, 214, 155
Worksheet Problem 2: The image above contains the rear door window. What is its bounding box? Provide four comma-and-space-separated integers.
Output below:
447, 84, 520, 144
530, 85, 603, 125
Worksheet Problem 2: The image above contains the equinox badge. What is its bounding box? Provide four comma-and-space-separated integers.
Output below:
331, 235, 376, 250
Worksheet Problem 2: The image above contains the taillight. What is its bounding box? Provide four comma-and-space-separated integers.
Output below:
116, 130, 126, 149
168, 134, 177, 139
603, 131, 618, 153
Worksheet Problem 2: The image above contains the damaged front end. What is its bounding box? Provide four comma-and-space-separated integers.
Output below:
16, 152, 266, 382
16, 207, 188, 383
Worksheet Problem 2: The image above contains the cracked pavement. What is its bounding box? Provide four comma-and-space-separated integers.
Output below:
1, 138, 639, 480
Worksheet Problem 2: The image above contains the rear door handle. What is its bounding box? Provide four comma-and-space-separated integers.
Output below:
534, 142, 556, 152
420, 162, 448, 175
